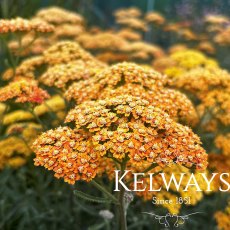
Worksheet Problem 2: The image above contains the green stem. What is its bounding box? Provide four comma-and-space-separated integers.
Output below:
91, 180, 118, 204
118, 158, 128, 230
28, 107, 46, 130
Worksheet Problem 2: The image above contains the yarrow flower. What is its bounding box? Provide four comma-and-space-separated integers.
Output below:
64, 62, 168, 103
214, 27, 230, 46
0, 79, 50, 104
2, 95, 65, 126
114, 7, 142, 19
99, 84, 198, 126
77, 32, 129, 52
65, 62, 198, 126
65, 95, 207, 169
32, 95, 207, 184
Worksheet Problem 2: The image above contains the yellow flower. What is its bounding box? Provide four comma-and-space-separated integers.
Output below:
0, 122, 41, 170
3, 95, 65, 125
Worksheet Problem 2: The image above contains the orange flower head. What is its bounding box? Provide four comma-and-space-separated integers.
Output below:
65, 95, 207, 169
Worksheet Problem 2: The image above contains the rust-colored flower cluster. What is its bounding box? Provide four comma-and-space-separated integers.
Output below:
0, 79, 50, 104
2, 5, 229, 222
3, 41, 107, 90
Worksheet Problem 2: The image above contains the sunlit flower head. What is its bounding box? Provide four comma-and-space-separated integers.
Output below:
116, 17, 147, 31
54, 23, 85, 39
2, 95, 65, 125
64, 62, 168, 103
122, 41, 165, 60
197, 41, 215, 54
204, 14, 229, 25
214, 28, 230, 46
117, 28, 142, 41
0, 122, 42, 170
99, 84, 198, 126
